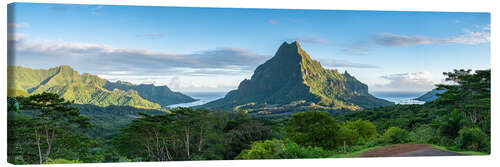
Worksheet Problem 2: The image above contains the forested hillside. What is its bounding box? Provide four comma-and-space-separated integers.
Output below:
7, 69, 490, 164
7, 65, 195, 109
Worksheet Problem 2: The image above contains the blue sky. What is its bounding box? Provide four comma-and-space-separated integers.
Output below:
7, 3, 490, 93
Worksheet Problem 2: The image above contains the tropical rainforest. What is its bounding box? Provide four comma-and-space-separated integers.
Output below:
7, 68, 490, 164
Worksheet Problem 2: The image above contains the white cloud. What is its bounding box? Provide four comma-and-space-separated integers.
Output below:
165, 75, 244, 92
7, 33, 26, 41
91, 5, 103, 15
371, 33, 433, 46
443, 26, 490, 44
10, 36, 268, 70
372, 72, 435, 93
8, 22, 30, 28
9, 35, 268, 92
343, 24, 490, 55
98, 74, 246, 92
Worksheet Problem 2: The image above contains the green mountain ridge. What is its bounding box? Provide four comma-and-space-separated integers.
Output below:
7, 65, 196, 109
414, 88, 446, 102
103, 80, 196, 106
201, 41, 393, 114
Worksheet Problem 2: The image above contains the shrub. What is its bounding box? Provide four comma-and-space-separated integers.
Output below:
338, 120, 377, 145
284, 110, 340, 149
438, 109, 469, 139
338, 125, 358, 145
277, 139, 330, 159
456, 127, 489, 152
383, 127, 411, 144
235, 139, 283, 159
410, 125, 440, 144
44, 158, 83, 164
236, 139, 330, 160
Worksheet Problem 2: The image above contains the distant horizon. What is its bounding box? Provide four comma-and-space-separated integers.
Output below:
8, 3, 490, 93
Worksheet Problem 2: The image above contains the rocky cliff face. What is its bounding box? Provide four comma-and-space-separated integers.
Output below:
201, 41, 393, 113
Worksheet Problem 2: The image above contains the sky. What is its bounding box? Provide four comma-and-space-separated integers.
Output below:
7, 3, 490, 93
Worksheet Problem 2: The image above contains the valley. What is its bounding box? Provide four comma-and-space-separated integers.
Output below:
7, 42, 491, 164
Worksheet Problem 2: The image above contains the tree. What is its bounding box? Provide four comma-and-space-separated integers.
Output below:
456, 127, 489, 152
435, 109, 468, 140
382, 127, 411, 144
15, 93, 90, 164
435, 69, 490, 131
113, 113, 175, 161
339, 120, 377, 145
236, 139, 329, 160
171, 108, 212, 160
7, 115, 37, 164
284, 110, 340, 149
235, 139, 283, 159
7, 97, 20, 112
222, 114, 278, 159
8, 93, 90, 164
410, 125, 440, 144
113, 108, 226, 161
276, 139, 329, 159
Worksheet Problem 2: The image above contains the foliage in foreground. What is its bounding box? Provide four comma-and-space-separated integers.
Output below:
284, 110, 340, 149
112, 109, 279, 161
7, 69, 490, 164
8, 92, 91, 164
236, 139, 331, 159
382, 127, 411, 144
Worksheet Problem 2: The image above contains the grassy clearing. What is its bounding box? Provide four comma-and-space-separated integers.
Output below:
328, 146, 384, 158
429, 145, 489, 155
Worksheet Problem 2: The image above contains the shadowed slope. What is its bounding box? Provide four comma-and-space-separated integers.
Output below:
201, 42, 393, 113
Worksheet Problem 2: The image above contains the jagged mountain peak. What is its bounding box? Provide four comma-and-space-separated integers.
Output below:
201, 42, 394, 114
57, 65, 74, 71
279, 41, 300, 49
273, 41, 313, 63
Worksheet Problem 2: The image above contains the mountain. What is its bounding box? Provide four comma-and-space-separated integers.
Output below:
103, 81, 196, 106
201, 41, 393, 114
415, 89, 446, 102
7, 65, 196, 109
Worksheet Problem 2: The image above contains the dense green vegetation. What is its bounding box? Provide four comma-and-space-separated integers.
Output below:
7, 65, 195, 109
7, 68, 490, 164
76, 104, 167, 139
202, 42, 393, 114
340, 69, 491, 152
8, 93, 92, 164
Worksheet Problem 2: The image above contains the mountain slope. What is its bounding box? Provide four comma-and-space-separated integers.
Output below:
415, 89, 446, 102
103, 81, 196, 106
7, 65, 195, 109
201, 42, 393, 113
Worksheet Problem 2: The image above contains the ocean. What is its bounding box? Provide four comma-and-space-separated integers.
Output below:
371, 92, 426, 105
166, 91, 426, 108
166, 92, 227, 108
